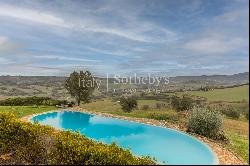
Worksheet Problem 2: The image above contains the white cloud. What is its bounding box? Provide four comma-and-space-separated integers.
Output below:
0, 4, 177, 43
0, 1, 248, 76
183, 5, 248, 55
0, 57, 8, 64
0, 4, 70, 28
214, 8, 249, 23
78, 24, 176, 43
33, 55, 100, 62
183, 35, 245, 54
0, 36, 8, 45
191, 65, 225, 70
85, 46, 129, 56
0, 36, 23, 53
0, 64, 63, 76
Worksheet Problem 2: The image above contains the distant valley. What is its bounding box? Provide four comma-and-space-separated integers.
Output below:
0, 72, 248, 100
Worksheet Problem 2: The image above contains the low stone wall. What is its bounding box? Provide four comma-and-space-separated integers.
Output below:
21, 106, 246, 165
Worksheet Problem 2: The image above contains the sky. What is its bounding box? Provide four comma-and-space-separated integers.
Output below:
0, 0, 249, 76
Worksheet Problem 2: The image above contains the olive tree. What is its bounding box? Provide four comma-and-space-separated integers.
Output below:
187, 107, 223, 138
65, 71, 96, 106
120, 96, 138, 113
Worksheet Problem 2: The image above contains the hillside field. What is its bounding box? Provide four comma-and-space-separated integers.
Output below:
180, 85, 249, 102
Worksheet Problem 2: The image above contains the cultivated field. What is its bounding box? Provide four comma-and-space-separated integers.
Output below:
180, 85, 249, 102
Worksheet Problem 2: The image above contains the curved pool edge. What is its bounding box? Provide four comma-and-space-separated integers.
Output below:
29, 109, 219, 165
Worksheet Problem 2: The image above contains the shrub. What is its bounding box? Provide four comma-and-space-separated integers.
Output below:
0, 112, 155, 165
120, 96, 138, 113
222, 107, 240, 119
187, 107, 223, 138
245, 111, 249, 120
141, 105, 150, 110
54, 132, 154, 165
0, 113, 55, 164
0, 87, 7, 90
146, 112, 179, 122
211, 104, 240, 119
155, 103, 164, 109
171, 95, 194, 112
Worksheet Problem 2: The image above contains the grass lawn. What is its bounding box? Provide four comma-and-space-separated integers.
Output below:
223, 118, 249, 163
225, 131, 249, 163
0, 106, 57, 118
179, 85, 249, 102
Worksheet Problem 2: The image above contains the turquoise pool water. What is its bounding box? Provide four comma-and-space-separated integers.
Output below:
31, 111, 217, 165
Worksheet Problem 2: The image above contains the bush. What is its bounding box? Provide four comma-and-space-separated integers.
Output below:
155, 103, 165, 109
0, 87, 7, 90
141, 105, 150, 110
222, 107, 240, 119
246, 111, 249, 120
187, 107, 223, 138
146, 112, 179, 122
210, 104, 240, 119
171, 95, 195, 112
54, 132, 153, 165
120, 96, 138, 113
0, 112, 155, 165
0, 113, 55, 164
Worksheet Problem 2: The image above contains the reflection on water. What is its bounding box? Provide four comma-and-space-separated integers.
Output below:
31, 111, 216, 165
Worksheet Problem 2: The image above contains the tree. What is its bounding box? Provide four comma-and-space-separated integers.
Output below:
120, 96, 137, 113
65, 71, 96, 106
170, 95, 194, 112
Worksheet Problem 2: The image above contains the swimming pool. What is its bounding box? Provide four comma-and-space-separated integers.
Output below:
31, 111, 217, 165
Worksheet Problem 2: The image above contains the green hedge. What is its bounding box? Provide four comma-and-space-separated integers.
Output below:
0, 96, 68, 106
0, 112, 155, 165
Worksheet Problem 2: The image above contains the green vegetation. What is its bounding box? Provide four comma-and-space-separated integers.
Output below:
223, 118, 249, 163
141, 104, 150, 110
225, 131, 249, 163
0, 96, 69, 106
65, 71, 96, 106
208, 104, 241, 119
0, 106, 56, 118
120, 96, 138, 113
0, 112, 155, 165
82, 99, 179, 123
180, 85, 249, 102
221, 106, 240, 119
170, 95, 195, 112
187, 107, 223, 138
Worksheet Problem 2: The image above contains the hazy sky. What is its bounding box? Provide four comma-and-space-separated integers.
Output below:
0, 0, 249, 76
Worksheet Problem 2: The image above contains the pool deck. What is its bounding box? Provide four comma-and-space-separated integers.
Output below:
21, 106, 246, 165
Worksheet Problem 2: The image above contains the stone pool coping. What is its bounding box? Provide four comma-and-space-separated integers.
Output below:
20, 107, 246, 165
